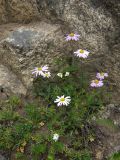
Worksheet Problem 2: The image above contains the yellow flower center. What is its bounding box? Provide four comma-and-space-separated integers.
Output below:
45, 73, 49, 77
79, 49, 84, 54
69, 33, 75, 37
94, 80, 99, 84
100, 72, 104, 76
38, 67, 42, 71
60, 98, 65, 102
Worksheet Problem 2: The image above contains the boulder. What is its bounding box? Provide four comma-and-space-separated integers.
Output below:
0, 22, 63, 94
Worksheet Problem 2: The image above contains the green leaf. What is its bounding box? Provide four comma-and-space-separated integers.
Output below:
31, 143, 46, 155
108, 152, 120, 160
53, 142, 64, 153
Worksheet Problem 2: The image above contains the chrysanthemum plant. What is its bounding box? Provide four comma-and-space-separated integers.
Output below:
0, 32, 110, 160
31, 32, 110, 159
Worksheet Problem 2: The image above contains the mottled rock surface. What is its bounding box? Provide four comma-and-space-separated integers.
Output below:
0, 64, 26, 96
92, 104, 120, 159
0, 22, 63, 92
0, 0, 40, 24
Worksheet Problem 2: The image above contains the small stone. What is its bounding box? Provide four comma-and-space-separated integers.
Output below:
96, 151, 103, 160
107, 104, 115, 109
0, 154, 6, 160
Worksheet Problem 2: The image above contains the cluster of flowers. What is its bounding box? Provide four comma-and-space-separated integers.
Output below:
32, 65, 51, 78
32, 33, 108, 107
66, 33, 90, 58
90, 72, 108, 87
32, 33, 109, 142
32, 65, 71, 106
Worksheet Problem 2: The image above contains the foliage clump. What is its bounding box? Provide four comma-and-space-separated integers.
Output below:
0, 32, 110, 159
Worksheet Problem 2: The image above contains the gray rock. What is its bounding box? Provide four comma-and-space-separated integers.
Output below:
0, 64, 26, 96
6, 29, 39, 51
0, 22, 63, 90
0, 154, 6, 160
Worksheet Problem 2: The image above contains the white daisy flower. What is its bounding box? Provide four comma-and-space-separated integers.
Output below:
54, 95, 71, 106
74, 49, 90, 58
53, 133, 59, 142
57, 73, 63, 78
43, 72, 51, 78
96, 72, 108, 80
32, 65, 48, 77
65, 72, 70, 77
65, 33, 80, 41
90, 79, 104, 88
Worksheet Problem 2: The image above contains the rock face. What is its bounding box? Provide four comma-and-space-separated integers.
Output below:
0, 22, 63, 94
93, 104, 120, 159
0, 0, 39, 24
0, 64, 26, 96
0, 0, 120, 101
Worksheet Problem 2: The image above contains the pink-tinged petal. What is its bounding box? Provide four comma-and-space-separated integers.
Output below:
65, 36, 71, 41
74, 37, 79, 41
99, 81, 104, 86
35, 72, 38, 77
71, 36, 75, 40
90, 83, 96, 87
104, 73, 108, 77
91, 80, 104, 88
57, 103, 60, 106
96, 73, 100, 78
96, 74, 103, 80
42, 66, 48, 71
96, 73, 108, 80
74, 36, 79, 41
81, 54, 87, 58
32, 71, 36, 74
57, 102, 62, 106
65, 33, 80, 41
75, 34, 80, 37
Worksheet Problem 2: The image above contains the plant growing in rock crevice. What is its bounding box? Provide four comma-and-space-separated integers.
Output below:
0, 32, 109, 160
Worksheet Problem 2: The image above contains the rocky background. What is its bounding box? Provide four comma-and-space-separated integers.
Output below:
0, 0, 120, 159
0, 0, 120, 101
